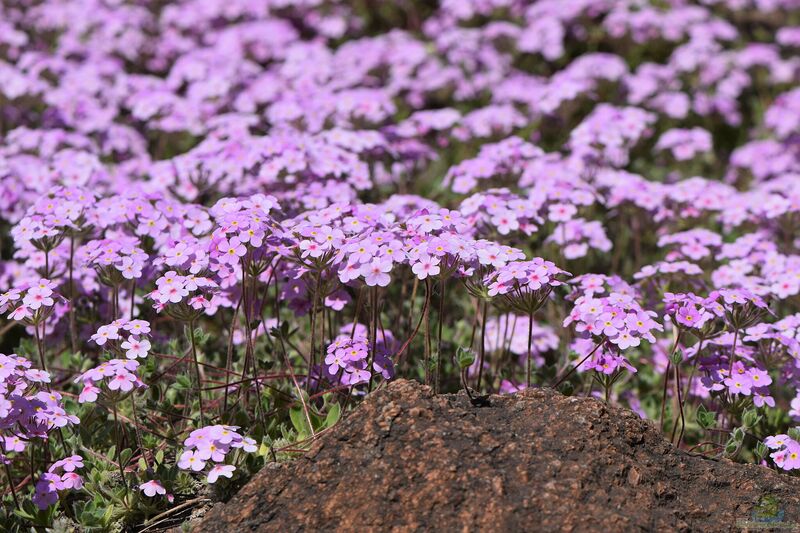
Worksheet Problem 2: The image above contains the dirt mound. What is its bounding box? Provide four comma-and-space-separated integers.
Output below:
196, 380, 800, 532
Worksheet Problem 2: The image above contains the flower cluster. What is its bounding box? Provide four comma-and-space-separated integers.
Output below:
655, 128, 713, 161
74, 359, 146, 403
663, 292, 723, 333
90, 320, 152, 359
322, 325, 396, 386
82, 238, 149, 284
0, 354, 79, 440
565, 275, 663, 352
765, 435, 800, 471
149, 271, 219, 319
487, 258, 569, 314
177, 425, 256, 484
1, 279, 60, 323
33, 456, 84, 509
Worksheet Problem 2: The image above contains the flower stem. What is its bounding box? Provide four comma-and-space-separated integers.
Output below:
130, 394, 149, 470
728, 327, 739, 374
435, 278, 446, 394
526, 310, 534, 388
112, 403, 128, 490
367, 287, 379, 393
188, 320, 205, 426
222, 296, 242, 418
671, 363, 686, 446
68, 235, 78, 355
476, 300, 488, 391
423, 279, 431, 387
660, 330, 683, 432
1, 442, 19, 510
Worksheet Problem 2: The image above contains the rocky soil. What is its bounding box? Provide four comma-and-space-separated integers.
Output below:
195, 379, 800, 532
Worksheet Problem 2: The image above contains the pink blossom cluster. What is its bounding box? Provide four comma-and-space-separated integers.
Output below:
89, 320, 152, 359
566, 274, 663, 352
323, 325, 396, 387
0, 279, 60, 323
765, 435, 800, 471
0, 354, 79, 440
74, 359, 146, 402
176, 425, 256, 484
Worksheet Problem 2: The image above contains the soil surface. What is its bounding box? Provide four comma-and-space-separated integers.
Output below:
195, 379, 800, 532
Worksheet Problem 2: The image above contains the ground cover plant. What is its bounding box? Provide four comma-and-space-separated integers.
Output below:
0, 0, 799, 529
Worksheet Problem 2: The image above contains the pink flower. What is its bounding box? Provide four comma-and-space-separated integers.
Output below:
610, 332, 641, 350
140, 480, 167, 497
361, 258, 392, 287
28, 280, 54, 298
91, 325, 120, 346
121, 336, 151, 359
50, 455, 84, 473
22, 291, 53, 310
477, 246, 507, 268
4, 436, 25, 452
8, 304, 30, 321
178, 450, 207, 471
779, 442, 800, 470
78, 384, 100, 403
217, 237, 247, 263
164, 242, 191, 267
490, 210, 519, 235
548, 203, 577, 222
299, 239, 324, 258
25, 369, 51, 383
123, 320, 151, 335
724, 375, 752, 396
206, 464, 236, 483
60, 472, 83, 490
748, 368, 772, 387
765, 435, 790, 449
107, 372, 136, 392
676, 305, 706, 329
411, 256, 441, 280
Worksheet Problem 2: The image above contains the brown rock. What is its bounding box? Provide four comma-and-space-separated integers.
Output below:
195, 379, 800, 532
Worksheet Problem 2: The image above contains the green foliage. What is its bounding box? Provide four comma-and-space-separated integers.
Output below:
696, 404, 717, 430
456, 346, 476, 369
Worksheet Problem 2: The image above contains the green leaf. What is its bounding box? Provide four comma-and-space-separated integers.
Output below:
102, 504, 115, 525
725, 440, 738, 455
755, 441, 769, 461
13, 509, 36, 521
325, 403, 341, 428
175, 374, 192, 390
456, 346, 475, 369
742, 408, 761, 429
119, 448, 133, 466
289, 407, 310, 438
696, 405, 716, 429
